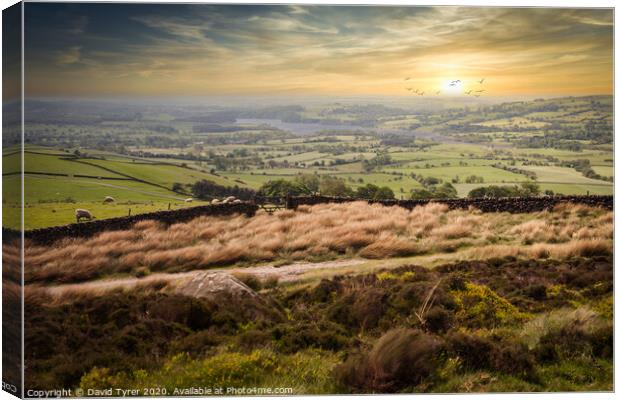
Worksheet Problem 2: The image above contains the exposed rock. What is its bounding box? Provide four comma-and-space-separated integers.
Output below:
174, 271, 283, 321
175, 271, 260, 301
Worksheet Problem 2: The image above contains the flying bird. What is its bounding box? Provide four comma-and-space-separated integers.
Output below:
436, 90, 441, 95
465, 90, 472, 95
405, 77, 411, 81
406, 88, 413, 91
478, 78, 485, 84
450, 80, 461, 84
474, 94, 481, 98
476, 89, 485, 93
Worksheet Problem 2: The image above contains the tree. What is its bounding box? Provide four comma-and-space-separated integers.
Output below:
294, 174, 320, 195
357, 183, 395, 200
319, 176, 354, 197
468, 185, 518, 198
192, 180, 256, 200
433, 183, 458, 198
172, 182, 185, 193
410, 183, 457, 199
467, 182, 541, 199
258, 180, 302, 197
518, 181, 540, 196
410, 188, 435, 199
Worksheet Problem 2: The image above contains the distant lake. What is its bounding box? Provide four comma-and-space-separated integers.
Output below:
235, 118, 444, 140
235, 118, 369, 136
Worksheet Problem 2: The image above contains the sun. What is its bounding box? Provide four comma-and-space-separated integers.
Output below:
441, 79, 463, 95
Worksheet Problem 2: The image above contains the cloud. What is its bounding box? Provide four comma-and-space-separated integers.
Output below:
55, 46, 82, 65
66, 15, 88, 35
25, 5, 613, 96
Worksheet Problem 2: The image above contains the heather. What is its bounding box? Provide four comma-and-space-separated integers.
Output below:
25, 255, 612, 393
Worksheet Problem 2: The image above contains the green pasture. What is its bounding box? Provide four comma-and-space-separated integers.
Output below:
538, 183, 613, 196
4, 152, 122, 178
82, 158, 233, 189
384, 165, 527, 184
3, 174, 208, 229
12, 200, 206, 230
18, 175, 183, 203
591, 165, 613, 178
519, 165, 612, 185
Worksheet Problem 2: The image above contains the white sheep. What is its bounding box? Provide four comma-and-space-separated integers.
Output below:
211, 199, 221, 205
75, 209, 95, 223
103, 196, 115, 203
232, 199, 242, 204
223, 196, 236, 204
185, 198, 193, 203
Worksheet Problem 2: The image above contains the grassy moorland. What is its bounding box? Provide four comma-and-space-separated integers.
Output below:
22, 202, 612, 393
24, 202, 612, 284
7, 95, 613, 394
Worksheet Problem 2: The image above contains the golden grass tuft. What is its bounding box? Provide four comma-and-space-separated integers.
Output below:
24, 202, 613, 283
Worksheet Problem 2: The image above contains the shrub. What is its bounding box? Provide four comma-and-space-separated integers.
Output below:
169, 330, 222, 356
445, 331, 494, 370
524, 284, 547, 300
336, 329, 443, 392
445, 332, 535, 379
536, 318, 612, 362
272, 321, 350, 353
489, 341, 535, 379
350, 288, 386, 330
452, 283, 528, 328
424, 306, 453, 333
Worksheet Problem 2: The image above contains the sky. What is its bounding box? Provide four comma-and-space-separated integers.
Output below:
23, 4, 613, 98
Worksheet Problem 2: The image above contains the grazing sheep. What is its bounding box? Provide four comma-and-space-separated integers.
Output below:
75, 209, 95, 223
103, 196, 115, 203
223, 196, 236, 204
211, 199, 221, 205
185, 198, 193, 203
232, 199, 242, 204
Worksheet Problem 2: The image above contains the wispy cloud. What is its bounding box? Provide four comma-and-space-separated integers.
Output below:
24, 5, 613, 97
55, 46, 82, 65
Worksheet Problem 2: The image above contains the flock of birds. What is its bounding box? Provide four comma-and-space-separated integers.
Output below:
403, 77, 486, 97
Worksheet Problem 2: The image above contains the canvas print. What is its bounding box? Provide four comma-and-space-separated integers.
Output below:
2, 2, 614, 397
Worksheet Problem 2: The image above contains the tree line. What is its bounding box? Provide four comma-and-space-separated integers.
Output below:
190, 175, 549, 203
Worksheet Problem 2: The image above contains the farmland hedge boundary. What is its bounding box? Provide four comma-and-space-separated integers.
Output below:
4, 195, 612, 245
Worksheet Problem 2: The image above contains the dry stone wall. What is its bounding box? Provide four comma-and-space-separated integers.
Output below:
286, 195, 613, 213
6, 195, 612, 246
6, 203, 258, 246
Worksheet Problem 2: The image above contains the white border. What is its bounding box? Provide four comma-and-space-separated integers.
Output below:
0, 1, 617, 400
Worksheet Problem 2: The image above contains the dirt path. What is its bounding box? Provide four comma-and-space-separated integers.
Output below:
42, 258, 368, 298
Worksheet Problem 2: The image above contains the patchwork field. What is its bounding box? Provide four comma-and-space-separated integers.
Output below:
5, 96, 613, 230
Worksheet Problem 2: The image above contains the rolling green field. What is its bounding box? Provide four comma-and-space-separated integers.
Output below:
3, 150, 214, 229
5, 138, 612, 230
4, 96, 613, 229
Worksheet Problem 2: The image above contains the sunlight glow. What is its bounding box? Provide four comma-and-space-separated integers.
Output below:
442, 80, 463, 96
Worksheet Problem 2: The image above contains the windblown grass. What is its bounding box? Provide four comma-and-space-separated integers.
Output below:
25, 202, 612, 283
